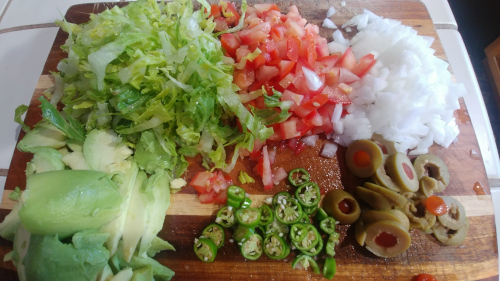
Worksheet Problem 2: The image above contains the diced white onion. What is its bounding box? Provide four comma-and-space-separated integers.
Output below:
321, 142, 338, 158
322, 18, 337, 29
273, 167, 288, 185
332, 29, 349, 46
301, 135, 319, 147
327, 7, 336, 17
302, 66, 323, 91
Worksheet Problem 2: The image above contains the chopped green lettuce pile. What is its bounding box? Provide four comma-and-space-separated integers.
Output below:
0, 0, 269, 279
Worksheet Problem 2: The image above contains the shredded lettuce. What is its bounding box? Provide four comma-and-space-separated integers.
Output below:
14, 105, 30, 133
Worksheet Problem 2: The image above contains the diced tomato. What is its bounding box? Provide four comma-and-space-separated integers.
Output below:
304, 110, 323, 127
325, 67, 340, 85
220, 33, 240, 58
222, 2, 241, 26
206, 4, 221, 18
190, 171, 213, 194
301, 39, 318, 65
254, 96, 266, 109
248, 53, 266, 69
278, 60, 295, 80
239, 22, 271, 45
198, 190, 215, 204
351, 53, 376, 78
281, 89, 304, 111
280, 117, 301, 140
210, 171, 231, 193
323, 86, 352, 105
271, 24, 287, 41
315, 55, 340, 73
338, 82, 353, 94
233, 68, 255, 90
236, 46, 251, 62
272, 167, 288, 185
287, 35, 301, 62
213, 190, 228, 204
278, 72, 295, 89
293, 94, 329, 117
254, 3, 280, 16
336, 47, 357, 71
295, 118, 314, 136
287, 137, 299, 149
293, 142, 307, 155
256, 65, 279, 82
316, 37, 329, 57
214, 17, 229, 32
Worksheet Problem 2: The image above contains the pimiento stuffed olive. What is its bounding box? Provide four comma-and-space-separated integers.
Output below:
322, 190, 360, 225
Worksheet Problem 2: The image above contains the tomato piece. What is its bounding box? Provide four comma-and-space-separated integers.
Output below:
207, 4, 221, 18
413, 273, 438, 281
198, 190, 215, 204
222, 2, 241, 27
220, 33, 240, 58
271, 24, 287, 41
353, 151, 371, 167
256, 65, 279, 82
213, 190, 228, 204
280, 118, 301, 140
281, 89, 304, 111
351, 53, 376, 78
315, 54, 340, 73
236, 46, 251, 63
316, 37, 329, 57
254, 3, 280, 16
190, 171, 213, 194
239, 22, 271, 45
293, 94, 328, 117
261, 146, 273, 190
304, 109, 323, 127
336, 47, 357, 71
323, 86, 352, 105
278, 60, 295, 80
278, 72, 295, 89
210, 171, 231, 193
287, 35, 301, 62
293, 142, 307, 155
425, 195, 448, 216
325, 67, 340, 86
214, 17, 229, 32
287, 137, 299, 149
233, 68, 255, 90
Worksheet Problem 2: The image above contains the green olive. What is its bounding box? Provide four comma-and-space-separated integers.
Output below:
432, 219, 469, 246
371, 134, 398, 155
364, 220, 412, 258
386, 152, 419, 192
322, 190, 361, 225
363, 182, 407, 208
372, 156, 401, 192
401, 195, 436, 231
387, 209, 410, 231
360, 210, 410, 231
345, 140, 383, 178
356, 186, 392, 210
355, 220, 367, 246
419, 176, 438, 197
437, 196, 467, 230
413, 154, 450, 193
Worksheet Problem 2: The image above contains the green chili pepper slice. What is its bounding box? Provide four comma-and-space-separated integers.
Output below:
263, 233, 290, 260
299, 211, 311, 224
265, 217, 289, 237
236, 207, 261, 228
291, 254, 320, 274
303, 205, 318, 216
314, 207, 329, 221
326, 232, 340, 257
233, 225, 255, 242
295, 182, 321, 208
194, 238, 218, 263
272, 192, 291, 209
216, 206, 235, 228
202, 223, 225, 249
239, 233, 263, 260
323, 257, 337, 280
259, 204, 274, 226
320, 217, 337, 235
240, 196, 253, 209
227, 185, 245, 208
291, 224, 320, 251
275, 197, 303, 225
301, 234, 323, 256
290, 223, 309, 242
288, 168, 311, 187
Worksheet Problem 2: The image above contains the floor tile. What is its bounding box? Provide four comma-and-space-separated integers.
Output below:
0, 0, 119, 30
0, 28, 59, 169
436, 29, 500, 180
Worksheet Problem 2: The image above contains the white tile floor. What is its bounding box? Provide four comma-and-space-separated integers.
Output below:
0, 0, 9, 18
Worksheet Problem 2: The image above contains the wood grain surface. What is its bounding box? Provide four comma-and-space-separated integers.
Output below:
1, 1, 498, 280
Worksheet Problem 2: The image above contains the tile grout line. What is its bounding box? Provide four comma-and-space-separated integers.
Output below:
0, 23, 58, 35
0, 0, 13, 24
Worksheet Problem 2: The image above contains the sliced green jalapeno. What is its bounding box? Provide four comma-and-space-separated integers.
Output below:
291, 254, 320, 274
303, 205, 318, 216
295, 182, 321, 208
323, 257, 336, 280
288, 168, 311, 187
236, 207, 261, 228
301, 234, 323, 256
240, 233, 263, 260
240, 196, 253, 209
216, 206, 235, 228
320, 217, 337, 235
227, 185, 245, 208
290, 223, 309, 242
326, 232, 340, 257
202, 223, 225, 249
265, 218, 289, 237
314, 207, 329, 221
299, 210, 311, 224
233, 225, 255, 242
194, 238, 218, 263
259, 204, 274, 226
263, 233, 290, 260
275, 197, 303, 225
272, 192, 291, 208
291, 224, 319, 251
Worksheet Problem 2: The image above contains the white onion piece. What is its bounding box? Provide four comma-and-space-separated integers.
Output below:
301, 135, 319, 147
331, 103, 343, 124
302, 66, 323, 91
272, 167, 288, 185
327, 7, 336, 17
332, 29, 349, 46
321, 142, 338, 158
327, 41, 349, 54
339, 68, 360, 84
322, 18, 337, 29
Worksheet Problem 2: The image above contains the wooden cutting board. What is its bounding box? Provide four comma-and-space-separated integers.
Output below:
1, 0, 498, 280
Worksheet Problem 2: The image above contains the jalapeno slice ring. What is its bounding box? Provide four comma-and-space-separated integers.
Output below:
303, 205, 318, 216
265, 218, 289, 237
292, 254, 320, 274
202, 223, 225, 249
263, 233, 290, 260
233, 225, 255, 242
290, 223, 309, 242
236, 207, 261, 228
239, 233, 263, 260
227, 185, 245, 209
296, 182, 321, 208
291, 224, 320, 251
194, 238, 218, 263
320, 217, 337, 235
288, 168, 311, 187
240, 196, 253, 209
275, 197, 303, 225
272, 192, 292, 209
259, 204, 274, 226
326, 232, 340, 257
323, 257, 337, 280
301, 234, 323, 256
314, 207, 329, 221
216, 206, 235, 228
